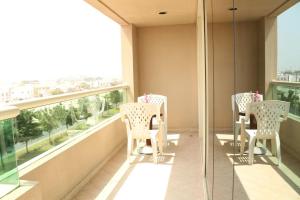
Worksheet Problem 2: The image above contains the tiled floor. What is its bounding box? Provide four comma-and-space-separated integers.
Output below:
214, 133, 300, 200
74, 132, 204, 200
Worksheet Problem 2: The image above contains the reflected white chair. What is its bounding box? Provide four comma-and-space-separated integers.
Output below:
138, 94, 168, 148
240, 100, 290, 165
232, 93, 263, 142
120, 103, 164, 163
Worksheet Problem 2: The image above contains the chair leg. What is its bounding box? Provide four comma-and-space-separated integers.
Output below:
275, 134, 281, 166
248, 136, 256, 165
150, 136, 158, 164
234, 124, 240, 148
240, 130, 246, 155
263, 139, 267, 148
127, 137, 133, 162
158, 134, 164, 155
163, 126, 168, 149
271, 139, 276, 156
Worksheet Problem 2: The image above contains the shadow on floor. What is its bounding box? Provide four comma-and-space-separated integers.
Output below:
213, 133, 250, 200
219, 133, 300, 199
231, 141, 300, 195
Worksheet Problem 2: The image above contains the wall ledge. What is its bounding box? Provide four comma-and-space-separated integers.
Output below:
62, 140, 126, 200
2, 180, 42, 200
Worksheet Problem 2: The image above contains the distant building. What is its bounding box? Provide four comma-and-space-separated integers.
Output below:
0, 86, 10, 103
10, 84, 35, 101
0, 77, 121, 104
277, 72, 300, 82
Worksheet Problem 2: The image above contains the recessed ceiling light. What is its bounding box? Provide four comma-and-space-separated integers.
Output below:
228, 7, 237, 11
158, 11, 167, 15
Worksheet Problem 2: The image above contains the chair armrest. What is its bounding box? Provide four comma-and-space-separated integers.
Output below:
123, 119, 132, 136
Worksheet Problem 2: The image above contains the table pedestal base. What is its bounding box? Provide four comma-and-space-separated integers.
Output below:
244, 146, 266, 155
137, 145, 153, 155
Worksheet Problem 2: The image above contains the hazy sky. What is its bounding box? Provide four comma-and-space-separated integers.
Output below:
277, 3, 300, 72
0, 0, 122, 83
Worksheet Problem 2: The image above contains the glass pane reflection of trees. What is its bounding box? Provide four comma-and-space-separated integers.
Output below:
14, 90, 124, 166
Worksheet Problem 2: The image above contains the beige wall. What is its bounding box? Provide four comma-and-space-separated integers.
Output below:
137, 24, 198, 130
122, 25, 139, 102
263, 17, 278, 98
197, 0, 207, 140
258, 17, 278, 97
208, 22, 260, 130
18, 118, 126, 200
258, 19, 266, 95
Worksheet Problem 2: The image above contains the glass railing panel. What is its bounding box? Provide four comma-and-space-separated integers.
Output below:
272, 83, 300, 117
15, 89, 125, 166
0, 118, 19, 198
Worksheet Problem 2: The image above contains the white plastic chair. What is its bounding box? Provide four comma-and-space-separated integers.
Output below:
120, 103, 164, 163
232, 92, 263, 141
138, 94, 168, 148
240, 100, 290, 165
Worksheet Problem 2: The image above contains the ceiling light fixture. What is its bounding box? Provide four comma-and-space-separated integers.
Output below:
158, 11, 167, 15
228, 7, 237, 11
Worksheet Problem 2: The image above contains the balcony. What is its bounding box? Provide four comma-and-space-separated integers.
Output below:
1, 0, 300, 200
0, 85, 204, 200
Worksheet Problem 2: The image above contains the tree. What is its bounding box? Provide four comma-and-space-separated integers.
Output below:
66, 106, 78, 128
103, 94, 112, 111
279, 89, 299, 115
36, 108, 59, 144
109, 90, 122, 108
16, 110, 42, 153
95, 96, 104, 112
52, 104, 68, 127
78, 98, 92, 120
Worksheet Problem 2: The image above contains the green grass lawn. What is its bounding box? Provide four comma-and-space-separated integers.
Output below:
16, 132, 70, 165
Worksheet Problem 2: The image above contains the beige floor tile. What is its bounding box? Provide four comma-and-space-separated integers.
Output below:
74, 133, 205, 200
213, 132, 300, 200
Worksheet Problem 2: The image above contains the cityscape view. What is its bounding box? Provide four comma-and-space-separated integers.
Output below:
277, 70, 300, 82
0, 0, 122, 105
277, 3, 300, 82
0, 77, 122, 105
0, 0, 124, 177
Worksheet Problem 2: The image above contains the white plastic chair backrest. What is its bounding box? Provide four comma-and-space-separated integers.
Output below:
138, 94, 167, 127
233, 92, 263, 113
120, 103, 160, 139
246, 100, 290, 137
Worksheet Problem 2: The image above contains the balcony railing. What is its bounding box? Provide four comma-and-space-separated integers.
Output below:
271, 80, 300, 119
0, 106, 20, 198
0, 84, 128, 198
1, 84, 128, 169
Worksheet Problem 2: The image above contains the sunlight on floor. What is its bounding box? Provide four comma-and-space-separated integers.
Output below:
74, 133, 204, 200
112, 163, 172, 200
93, 161, 129, 199
215, 132, 300, 200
